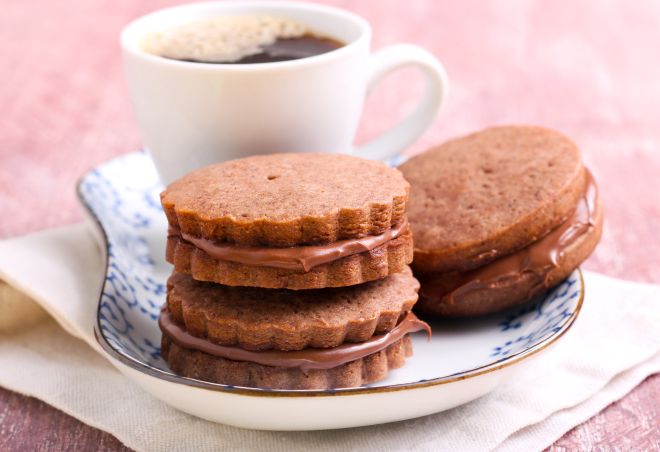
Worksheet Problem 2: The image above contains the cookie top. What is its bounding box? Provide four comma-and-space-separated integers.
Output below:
161, 153, 409, 247
166, 266, 420, 351
399, 126, 586, 273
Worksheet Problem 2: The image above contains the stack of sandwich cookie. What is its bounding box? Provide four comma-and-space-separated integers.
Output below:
400, 126, 603, 317
159, 153, 430, 389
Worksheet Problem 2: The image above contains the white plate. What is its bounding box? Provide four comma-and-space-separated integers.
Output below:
77, 152, 584, 431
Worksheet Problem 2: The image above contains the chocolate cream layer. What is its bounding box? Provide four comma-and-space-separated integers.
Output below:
159, 310, 430, 372
168, 219, 408, 272
420, 170, 600, 304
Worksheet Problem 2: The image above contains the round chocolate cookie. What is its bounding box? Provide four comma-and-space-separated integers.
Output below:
159, 302, 430, 390
415, 172, 603, 317
161, 334, 413, 390
161, 153, 412, 289
399, 126, 586, 274
165, 266, 420, 351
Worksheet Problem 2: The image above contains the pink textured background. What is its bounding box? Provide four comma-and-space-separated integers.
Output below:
1, 0, 658, 449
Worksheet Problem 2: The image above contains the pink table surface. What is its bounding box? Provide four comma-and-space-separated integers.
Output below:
1, 0, 658, 449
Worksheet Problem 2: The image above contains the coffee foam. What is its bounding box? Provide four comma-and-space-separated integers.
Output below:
141, 15, 308, 63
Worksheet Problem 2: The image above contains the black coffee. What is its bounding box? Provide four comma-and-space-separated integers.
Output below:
142, 16, 345, 65
226, 34, 344, 64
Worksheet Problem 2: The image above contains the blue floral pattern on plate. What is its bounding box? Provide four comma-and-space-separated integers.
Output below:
490, 277, 579, 357
78, 152, 584, 392
79, 152, 169, 369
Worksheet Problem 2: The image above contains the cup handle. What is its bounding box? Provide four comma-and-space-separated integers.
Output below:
355, 44, 449, 161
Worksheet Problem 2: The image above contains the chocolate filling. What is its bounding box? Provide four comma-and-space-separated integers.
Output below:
159, 310, 431, 371
420, 170, 600, 304
169, 219, 408, 272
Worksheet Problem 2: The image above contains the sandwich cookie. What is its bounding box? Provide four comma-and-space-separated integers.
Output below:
399, 126, 603, 317
159, 268, 430, 389
161, 153, 413, 290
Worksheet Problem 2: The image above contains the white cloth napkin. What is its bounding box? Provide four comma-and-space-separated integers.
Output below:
0, 223, 658, 452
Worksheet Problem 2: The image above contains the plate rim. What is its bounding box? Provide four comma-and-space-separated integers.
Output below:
78, 152, 585, 398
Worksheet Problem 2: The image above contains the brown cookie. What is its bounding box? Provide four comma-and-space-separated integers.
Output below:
161, 334, 413, 390
161, 153, 409, 246
415, 173, 603, 316
159, 308, 429, 390
161, 153, 411, 289
166, 227, 413, 289
399, 126, 586, 274
166, 266, 420, 351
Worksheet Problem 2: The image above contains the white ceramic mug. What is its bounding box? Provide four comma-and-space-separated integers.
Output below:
121, 1, 448, 183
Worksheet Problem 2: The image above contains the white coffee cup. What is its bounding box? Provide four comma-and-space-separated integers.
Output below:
121, 1, 448, 183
